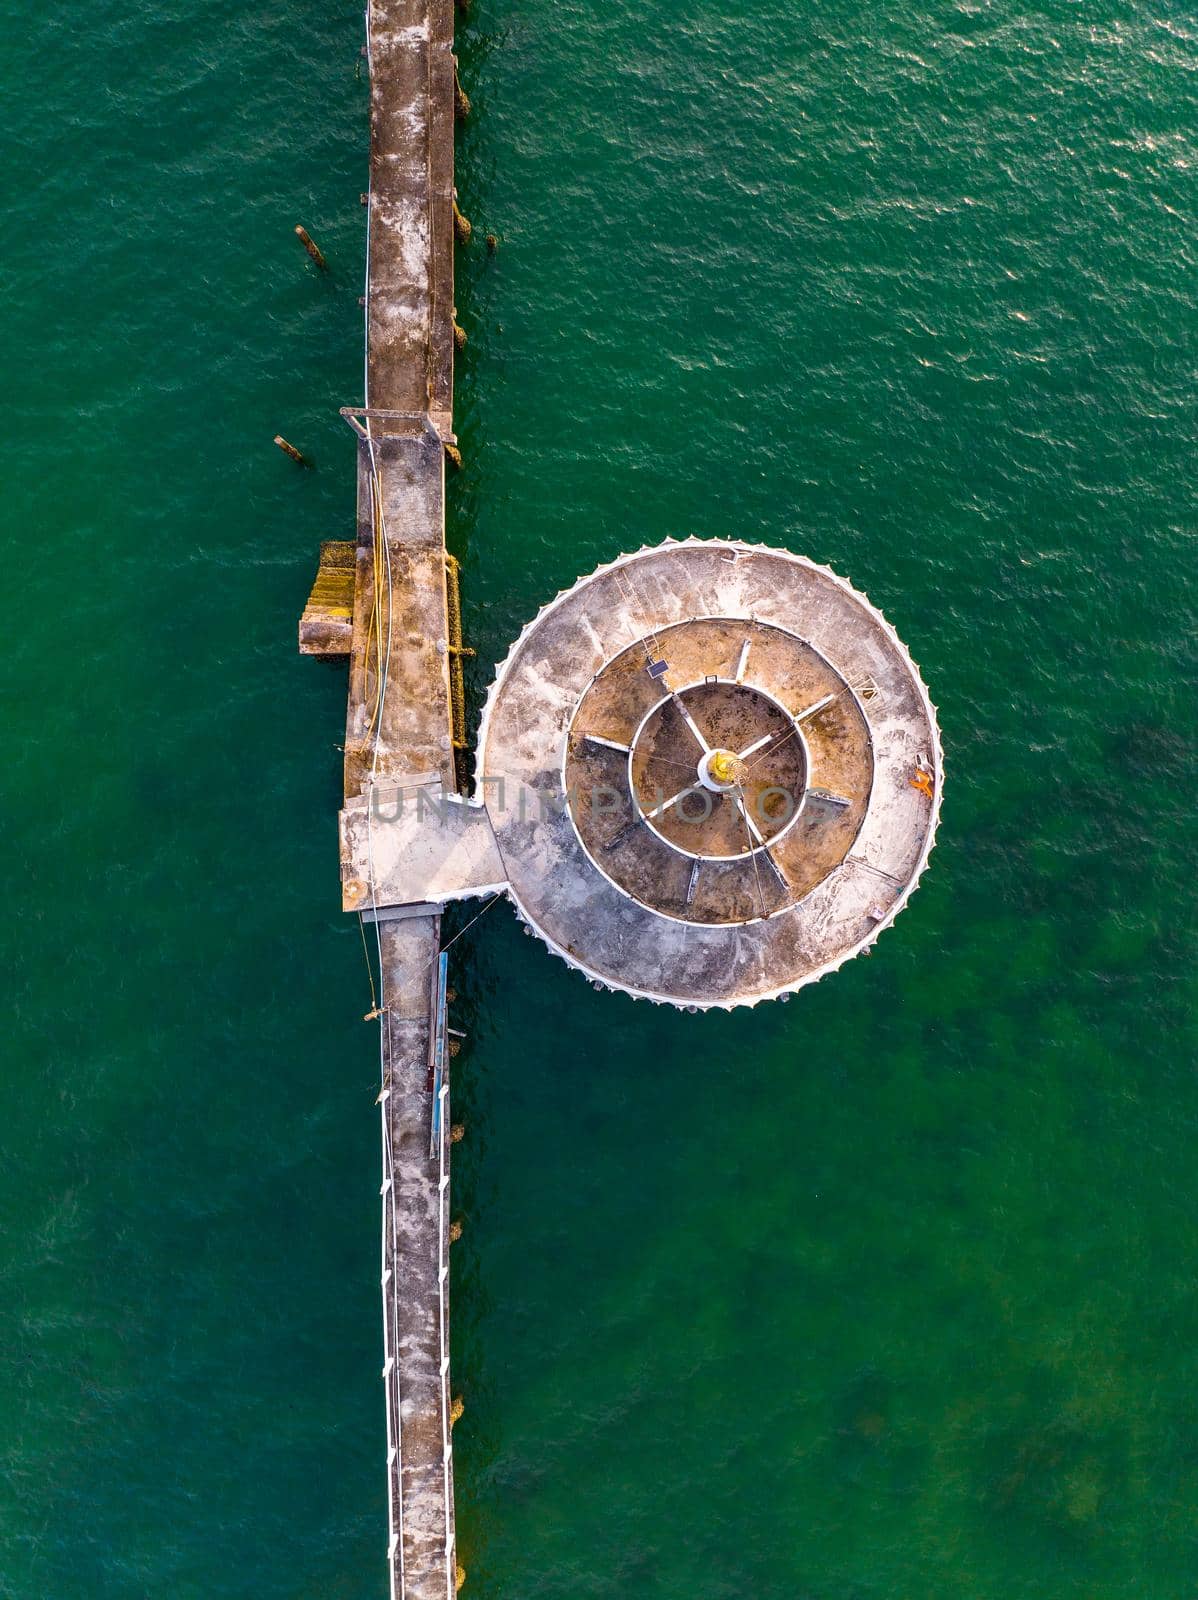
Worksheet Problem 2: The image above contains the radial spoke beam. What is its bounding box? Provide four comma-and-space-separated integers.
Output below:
647, 785, 698, 821
763, 847, 790, 889
670, 694, 710, 754
685, 859, 701, 906
737, 729, 776, 760
795, 692, 836, 723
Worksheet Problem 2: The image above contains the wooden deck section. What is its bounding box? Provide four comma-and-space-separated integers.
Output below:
298, 541, 356, 656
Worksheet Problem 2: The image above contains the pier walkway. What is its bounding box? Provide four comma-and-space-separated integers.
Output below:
342, 0, 461, 1592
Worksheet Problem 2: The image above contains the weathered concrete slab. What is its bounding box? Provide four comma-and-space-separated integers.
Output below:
341, 784, 508, 911
344, 432, 455, 802
377, 916, 455, 1600
365, 0, 455, 417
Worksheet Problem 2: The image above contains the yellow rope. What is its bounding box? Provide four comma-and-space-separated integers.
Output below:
357, 911, 380, 1016
364, 463, 388, 738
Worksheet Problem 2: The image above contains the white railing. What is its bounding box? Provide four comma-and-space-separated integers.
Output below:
436, 1004, 455, 1599
375, 972, 458, 1600
379, 1044, 407, 1600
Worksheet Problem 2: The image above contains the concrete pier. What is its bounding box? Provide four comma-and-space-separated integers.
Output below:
343, 0, 460, 1592
297, 0, 944, 1575
338, 540, 942, 1010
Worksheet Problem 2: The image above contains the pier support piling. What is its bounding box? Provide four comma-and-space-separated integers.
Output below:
273, 434, 309, 466
294, 224, 328, 270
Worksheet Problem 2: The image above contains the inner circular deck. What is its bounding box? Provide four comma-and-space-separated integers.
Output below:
629, 680, 807, 860
562, 616, 873, 925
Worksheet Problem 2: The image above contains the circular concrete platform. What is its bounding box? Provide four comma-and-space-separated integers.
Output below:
475, 539, 941, 1008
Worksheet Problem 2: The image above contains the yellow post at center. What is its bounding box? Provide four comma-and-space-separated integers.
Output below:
709, 750, 741, 786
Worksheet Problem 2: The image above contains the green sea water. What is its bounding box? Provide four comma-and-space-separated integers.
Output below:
3, 0, 1197, 1595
